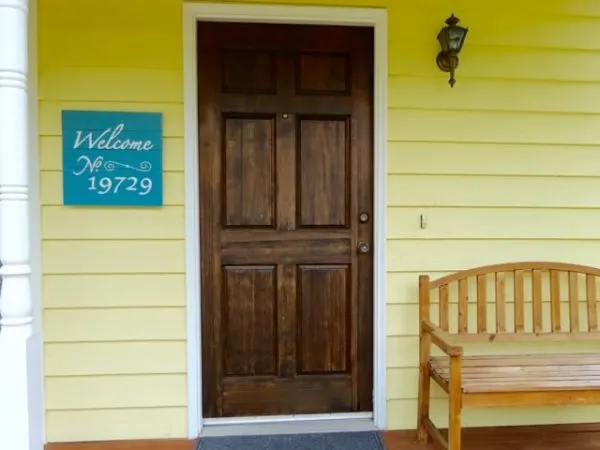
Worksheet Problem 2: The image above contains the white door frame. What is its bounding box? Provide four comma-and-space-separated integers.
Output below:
182, 2, 388, 437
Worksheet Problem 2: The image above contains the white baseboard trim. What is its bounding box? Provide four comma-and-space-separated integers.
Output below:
200, 415, 377, 437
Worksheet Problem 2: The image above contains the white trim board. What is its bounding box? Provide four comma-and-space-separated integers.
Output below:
183, 2, 388, 437
28, 0, 46, 446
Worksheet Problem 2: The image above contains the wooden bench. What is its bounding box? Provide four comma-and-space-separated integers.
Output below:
416, 261, 600, 450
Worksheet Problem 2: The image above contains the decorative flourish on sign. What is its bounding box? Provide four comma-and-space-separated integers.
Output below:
72, 156, 152, 176
103, 160, 152, 173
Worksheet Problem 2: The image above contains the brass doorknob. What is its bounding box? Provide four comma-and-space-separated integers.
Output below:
357, 242, 370, 254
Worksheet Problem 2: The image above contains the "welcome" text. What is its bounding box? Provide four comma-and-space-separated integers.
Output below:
73, 123, 154, 151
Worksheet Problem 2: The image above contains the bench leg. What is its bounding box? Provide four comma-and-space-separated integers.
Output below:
416, 365, 430, 442
448, 357, 462, 450
448, 391, 462, 450
416, 335, 431, 443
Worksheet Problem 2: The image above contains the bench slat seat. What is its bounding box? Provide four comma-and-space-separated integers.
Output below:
430, 354, 600, 393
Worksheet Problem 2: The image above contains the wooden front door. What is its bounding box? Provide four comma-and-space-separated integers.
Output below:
198, 21, 374, 418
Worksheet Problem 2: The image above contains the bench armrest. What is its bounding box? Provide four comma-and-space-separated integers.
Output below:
421, 320, 463, 357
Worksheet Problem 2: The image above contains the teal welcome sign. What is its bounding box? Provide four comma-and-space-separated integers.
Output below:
62, 110, 163, 206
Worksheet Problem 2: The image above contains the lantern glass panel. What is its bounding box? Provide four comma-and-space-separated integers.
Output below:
437, 28, 450, 51
448, 26, 468, 52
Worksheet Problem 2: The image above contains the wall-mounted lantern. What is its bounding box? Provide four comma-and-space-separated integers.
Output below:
436, 14, 469, 87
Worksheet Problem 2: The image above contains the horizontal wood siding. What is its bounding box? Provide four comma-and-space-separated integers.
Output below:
39, 0, 186, 442
383, 0, 600, 430
39, 0, 600, 441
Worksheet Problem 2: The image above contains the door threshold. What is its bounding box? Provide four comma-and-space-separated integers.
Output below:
200, 413, 376, 437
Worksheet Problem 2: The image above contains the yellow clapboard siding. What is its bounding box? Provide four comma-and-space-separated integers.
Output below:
386, 304, 459, 337
38, 0, 600, 440
278, 9, 600, 51
40, 6, 600, 76
42, 240, 185, 274
387, 398, 600, 430
46, 407, 188, 442
40, 68, 183, 103
409, 0, 600, 17
195, 0, 388, 8
42, 206, 185, 240
41, 171, 184, 206
46, 374, 187, 410
387, 271, 449, 305
39, 30, 182, 69
388, 40, 600, 81
387, 368, 419, 401
418, 0, 600, 16
483, 0, 600, 17
389, 109, 600, 144
387, 142, 600, 176
459, 15, 600, 51
387, 12, 600, 51
40, 136, 184, 172
44, 308, 186, 342
387, 240, 600, 272
39, 0, 188, 441
387, 304, 426, 337
39, 101, 183, 137
39, 0, 181, 30
189, 0, 600, 21
43, 274, 185, 308
387, 207, 600, 240
388, 368, 446, 401
389, 76, 600, 114
44, 341, 186, 376
387, 336, 418, 368
388, 175, 600, 208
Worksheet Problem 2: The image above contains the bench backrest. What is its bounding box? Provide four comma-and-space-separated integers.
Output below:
419, 261, 600, 342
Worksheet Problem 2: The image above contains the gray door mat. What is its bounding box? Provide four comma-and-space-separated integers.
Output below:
197, 430, 386, 450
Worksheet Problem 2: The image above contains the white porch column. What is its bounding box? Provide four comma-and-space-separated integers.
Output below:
0, 1, 37, 450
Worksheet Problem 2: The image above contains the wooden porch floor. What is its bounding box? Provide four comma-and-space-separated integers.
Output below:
44, 424, 600, 450
384, 425, 600, 450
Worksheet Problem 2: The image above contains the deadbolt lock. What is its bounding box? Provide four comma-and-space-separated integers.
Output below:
357, 242, 370, 254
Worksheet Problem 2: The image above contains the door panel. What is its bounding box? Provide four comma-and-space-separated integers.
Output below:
298, 118, 349, 227
198, 21, 374, 418
297, 265, 350, 374
222, 266, 277, 377
223, 117, 275, 227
